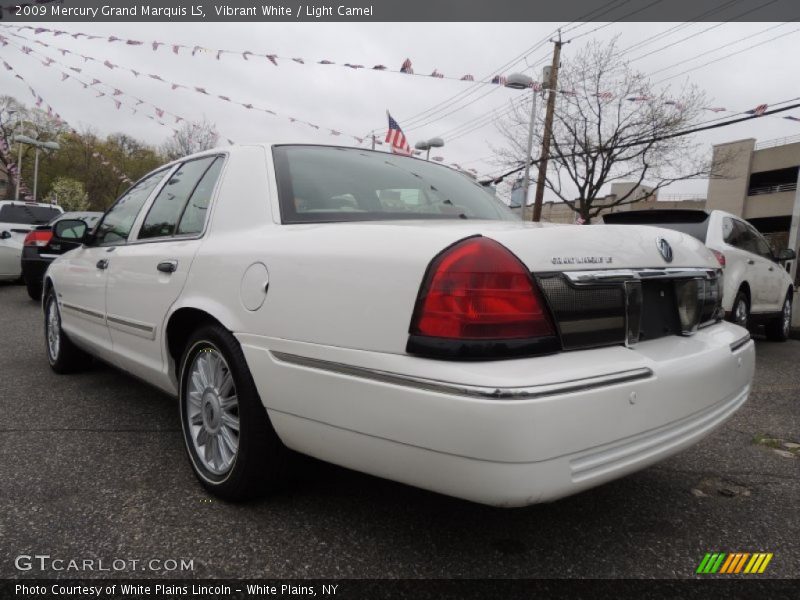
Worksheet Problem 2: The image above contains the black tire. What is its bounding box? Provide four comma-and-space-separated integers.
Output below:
179, 324, 286, 501
731, 290, 750, 330
44, 288, 92, 373
26, 279, 43, 301
765, 293, 792, 342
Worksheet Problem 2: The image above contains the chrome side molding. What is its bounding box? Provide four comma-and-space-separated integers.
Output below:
271, 351, 654, 401
730, 333, 752, 353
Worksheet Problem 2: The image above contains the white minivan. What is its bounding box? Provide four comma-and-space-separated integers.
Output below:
604, 209, 795, 340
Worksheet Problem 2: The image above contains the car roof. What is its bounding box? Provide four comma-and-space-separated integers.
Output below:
0, 200, 63, 209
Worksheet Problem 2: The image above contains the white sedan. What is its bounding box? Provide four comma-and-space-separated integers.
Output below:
43, 144, 755, 506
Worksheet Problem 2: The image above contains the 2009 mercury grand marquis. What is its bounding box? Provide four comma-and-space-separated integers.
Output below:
42, 144, 755, 506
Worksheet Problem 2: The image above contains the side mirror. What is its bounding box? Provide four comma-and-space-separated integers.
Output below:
53, 219, 88, 242
0, 230, 10, 240
774, 248, 796, 262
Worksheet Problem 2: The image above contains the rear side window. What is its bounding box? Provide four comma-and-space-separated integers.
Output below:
273, 145, 516, 223
138, 156, 219, 240
0, 204, 61, 225
94, 169, 168, 246
603, 211, 710, 242
177, 157, 224, 235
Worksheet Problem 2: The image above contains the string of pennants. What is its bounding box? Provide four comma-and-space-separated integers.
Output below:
0, 29, 472, 166
0, 29, 378, 148
6, 24, 799, 124
1, 55, 135, 186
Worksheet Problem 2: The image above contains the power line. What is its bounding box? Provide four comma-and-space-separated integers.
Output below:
480, 99, 800, 184
393, 0, 630, 132
653, 25, 800, 84
625, 0, 781, 64
566, 0, 664, 42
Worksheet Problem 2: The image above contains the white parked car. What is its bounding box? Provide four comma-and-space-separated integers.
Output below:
0, 200, 63, 281
43, 145, 755, 506
603, 209, 795, 341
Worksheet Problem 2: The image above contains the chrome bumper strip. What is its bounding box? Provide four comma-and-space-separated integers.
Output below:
565, 267, 718, 284
271, 351, 653, 400
730, 333, 752, 353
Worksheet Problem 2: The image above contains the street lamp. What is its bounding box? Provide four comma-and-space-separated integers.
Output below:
505, 73, 539, 221
414, 137, 444, 161
14, 135, 59, 202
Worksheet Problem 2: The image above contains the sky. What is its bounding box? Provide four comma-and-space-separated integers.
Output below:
1, 20, 798, 203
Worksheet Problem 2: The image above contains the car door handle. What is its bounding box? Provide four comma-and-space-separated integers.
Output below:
157, 260, 178, 273
747, 259, 755, 265
768, 266, 774, 271
96, 259, 109, 270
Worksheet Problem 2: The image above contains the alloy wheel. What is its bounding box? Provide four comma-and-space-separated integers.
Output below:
185, 347, 240, 476
782, 298, 792, 338
734, 298, 748, 328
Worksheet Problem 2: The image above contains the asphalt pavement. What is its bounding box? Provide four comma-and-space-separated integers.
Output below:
0, 282, 798, 579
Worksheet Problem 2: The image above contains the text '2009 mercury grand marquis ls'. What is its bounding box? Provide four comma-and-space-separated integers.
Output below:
41, 144, 755, 506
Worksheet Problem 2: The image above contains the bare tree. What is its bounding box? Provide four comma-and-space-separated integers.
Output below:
161, 118, 220, 160
495, 38, 724, 223
0, 95, 67, 198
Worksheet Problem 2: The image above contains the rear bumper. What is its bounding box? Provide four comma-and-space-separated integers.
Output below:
237, 322, 754, 506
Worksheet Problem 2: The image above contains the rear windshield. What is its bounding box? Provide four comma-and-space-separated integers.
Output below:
273, 145, 516, 223
0, 204, 62, 225
603, 211, 710, 242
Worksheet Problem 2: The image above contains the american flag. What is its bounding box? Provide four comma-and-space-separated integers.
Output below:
747, 104, 768, 116
400, 58, 413, 74
491, 75, 507, 85
461, 74, 474, 81
385, 112, 412, 156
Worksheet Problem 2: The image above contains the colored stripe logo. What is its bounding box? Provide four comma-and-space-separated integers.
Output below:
696, 552, 773, 574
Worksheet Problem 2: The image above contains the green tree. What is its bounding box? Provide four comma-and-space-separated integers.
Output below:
45, 177, 89, 212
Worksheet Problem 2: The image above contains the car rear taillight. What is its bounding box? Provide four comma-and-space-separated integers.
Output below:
24, 230, 53, 247
710, 249, 726, 267
408, 237, 558, 359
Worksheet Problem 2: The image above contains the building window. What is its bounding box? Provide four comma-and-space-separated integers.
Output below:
747, 166, 798, 196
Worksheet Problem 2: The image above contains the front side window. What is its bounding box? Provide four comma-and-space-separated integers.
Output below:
747, 225, 773, 259
94, 170, 168, 246
138, 156, 219, 240
273, 145, 516, 223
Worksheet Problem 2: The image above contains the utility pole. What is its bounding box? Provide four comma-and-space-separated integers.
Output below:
531, 34, 566, 222
371, 133, 376, 150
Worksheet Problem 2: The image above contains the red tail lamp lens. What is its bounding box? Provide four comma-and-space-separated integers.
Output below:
411, 237, 555, 340
711, 249, 726, 267
24, 230, 53, 247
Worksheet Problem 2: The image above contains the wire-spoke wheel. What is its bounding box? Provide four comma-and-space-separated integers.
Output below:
179, 324, 286, 500
46, 295, 61, 362
43, 287, 91, 374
